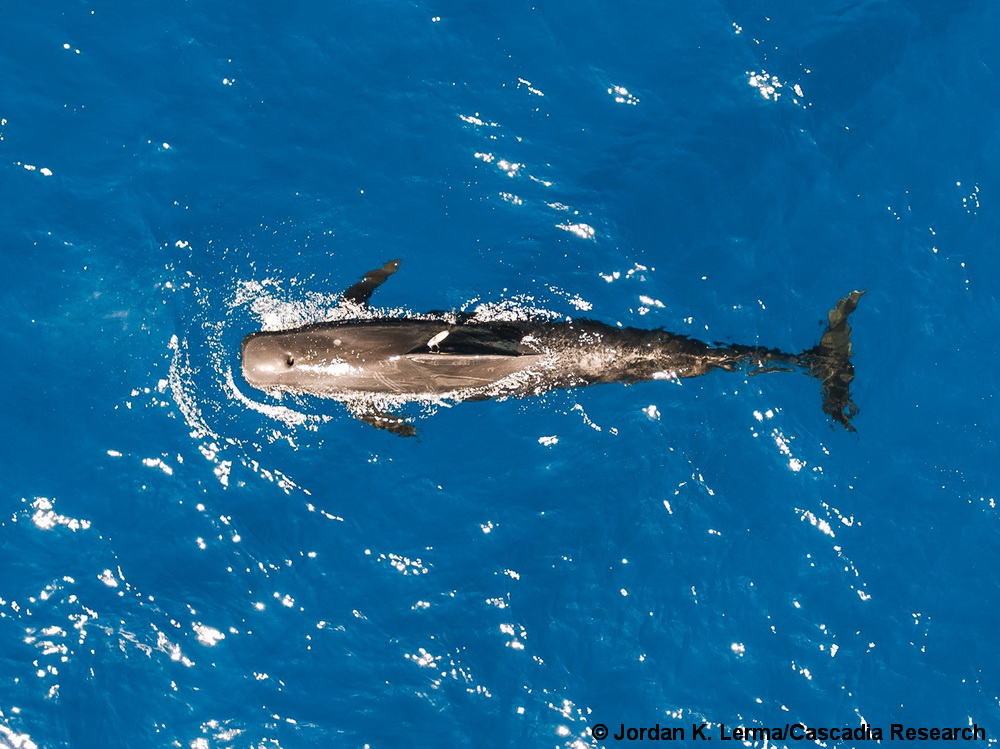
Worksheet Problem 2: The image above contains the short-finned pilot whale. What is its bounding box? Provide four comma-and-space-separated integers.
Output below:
241, 260, 865, 437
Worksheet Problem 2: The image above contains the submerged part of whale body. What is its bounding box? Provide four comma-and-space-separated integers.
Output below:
241, 260, 865, 437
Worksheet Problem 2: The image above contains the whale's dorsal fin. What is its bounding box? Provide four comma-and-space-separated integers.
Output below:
342, 259, 401, 306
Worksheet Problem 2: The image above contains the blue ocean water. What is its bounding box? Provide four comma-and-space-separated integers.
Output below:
2, 0, 999, 746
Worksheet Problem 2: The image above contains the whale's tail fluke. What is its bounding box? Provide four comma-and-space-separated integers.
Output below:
800, 290, 866, 431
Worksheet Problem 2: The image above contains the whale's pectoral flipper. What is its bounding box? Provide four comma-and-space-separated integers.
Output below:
342, 259, 401, 306
801, 290, 866, 432
345, 402, 416, 437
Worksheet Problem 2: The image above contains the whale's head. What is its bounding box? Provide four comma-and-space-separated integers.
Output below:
241, 331, 304, 391
240, 325, 407, 394
240, 329, 362, 393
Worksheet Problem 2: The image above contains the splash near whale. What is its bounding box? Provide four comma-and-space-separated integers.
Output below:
241, 260, 864, 437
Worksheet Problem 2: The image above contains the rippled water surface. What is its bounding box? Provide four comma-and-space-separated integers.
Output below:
1, 1, 999, 747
